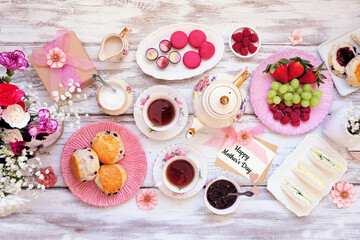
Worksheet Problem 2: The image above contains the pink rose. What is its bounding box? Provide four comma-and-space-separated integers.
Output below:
289, 30, 303, 46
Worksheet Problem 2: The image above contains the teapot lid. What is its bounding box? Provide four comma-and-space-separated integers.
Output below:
202, 81, 241, 119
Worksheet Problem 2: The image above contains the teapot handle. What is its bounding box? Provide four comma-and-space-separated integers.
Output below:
233, 67, 251, 88
119, 27, 132, 38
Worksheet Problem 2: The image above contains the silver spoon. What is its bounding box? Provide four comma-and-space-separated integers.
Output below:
92, 74, 117, 93
227, 191, 254, 197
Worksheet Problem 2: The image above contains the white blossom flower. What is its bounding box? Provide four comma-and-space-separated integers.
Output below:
52, 91, 59, 97
77, 88, 82, 93
69, 86, 75, 93
60, 95, 66, 101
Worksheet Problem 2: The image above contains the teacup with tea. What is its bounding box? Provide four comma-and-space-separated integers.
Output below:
142, 94, 179, 132
162, 156, 199, 194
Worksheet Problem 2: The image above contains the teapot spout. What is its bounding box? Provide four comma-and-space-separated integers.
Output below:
233, 67, 251, 88
185, 116, 205, 139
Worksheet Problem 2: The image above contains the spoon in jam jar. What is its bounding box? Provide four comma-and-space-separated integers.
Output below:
227, 191, 254, 197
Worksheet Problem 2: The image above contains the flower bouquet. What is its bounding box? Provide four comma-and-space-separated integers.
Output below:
0, 50, 88, 217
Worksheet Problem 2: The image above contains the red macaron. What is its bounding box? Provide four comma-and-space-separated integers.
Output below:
170, 31, 188, 49
183, 51, 201, 69
198, 42, 215, 60
188, 30, 207, 48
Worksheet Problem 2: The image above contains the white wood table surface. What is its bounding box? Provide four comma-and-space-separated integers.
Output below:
1, 0, 360, 239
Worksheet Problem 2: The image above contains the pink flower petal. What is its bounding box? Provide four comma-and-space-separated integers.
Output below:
336, 183, 344, 192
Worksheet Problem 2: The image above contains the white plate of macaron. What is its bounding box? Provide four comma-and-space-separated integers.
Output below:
136, 22, 225, 80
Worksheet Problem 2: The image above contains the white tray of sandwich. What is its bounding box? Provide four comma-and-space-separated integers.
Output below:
267, 134, 347, 217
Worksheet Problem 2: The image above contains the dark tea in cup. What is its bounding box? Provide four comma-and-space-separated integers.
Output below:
147, 98, 175, 126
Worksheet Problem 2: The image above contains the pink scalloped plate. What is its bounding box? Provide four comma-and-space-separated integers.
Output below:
250, 49, 334, 135
61, 122, 147, 207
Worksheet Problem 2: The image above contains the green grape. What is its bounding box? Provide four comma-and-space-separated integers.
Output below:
271, 82, 281, 91
301, 99, 310, 108
284, 100, 293, 107
288, 86, 294, 92
267, 98, 274, 104
303, 84, 312, 92
291, 79, 299, 88
267, 90, 277, 98
296, 87, 303, 95
273, 96, 281, 105
277, 92, 283, 99
284, 92, 293, 101
292, 93, 301, 104
301, 91, 312, 100
312, 90, 323, 99
279, 85, 288, 94
310, 98, 320, 107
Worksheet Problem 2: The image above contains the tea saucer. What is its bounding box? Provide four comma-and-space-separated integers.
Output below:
153, 144, 208, 199
133, 85, 189, 140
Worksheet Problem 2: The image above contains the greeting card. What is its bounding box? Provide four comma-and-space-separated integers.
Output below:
204, 125, 278, 183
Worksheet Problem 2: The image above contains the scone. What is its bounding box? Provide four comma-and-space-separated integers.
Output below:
328, 42, 357, 77
70, 148, 100, 182
95, 164, 127, 195
351, 33, 360, 46
92, 131, 125, 165
346, 55, 360, 86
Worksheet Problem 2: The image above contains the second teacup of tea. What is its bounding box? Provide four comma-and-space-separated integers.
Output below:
162, 156, 199, 194
142, 94, 179, 132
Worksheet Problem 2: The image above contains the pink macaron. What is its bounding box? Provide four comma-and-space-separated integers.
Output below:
188, 30, 207, 48
183, 51, 201, 69
199, 42, 215, 60
170, 31, 188, 49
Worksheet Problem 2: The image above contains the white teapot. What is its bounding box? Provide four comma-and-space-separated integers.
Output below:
185, 69, 250, 139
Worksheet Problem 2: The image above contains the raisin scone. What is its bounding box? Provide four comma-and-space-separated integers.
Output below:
95, 164, 127, 195
346, 55, 360, 86
92, 131, 125, 165
328, 42, 357, 77
70, 148, 100, 182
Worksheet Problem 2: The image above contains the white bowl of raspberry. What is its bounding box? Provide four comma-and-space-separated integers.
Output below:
229, 26, 261, 58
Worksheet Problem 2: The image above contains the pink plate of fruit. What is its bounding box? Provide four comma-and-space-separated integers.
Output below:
250, 49, 333, 135
61, 121, 147, 207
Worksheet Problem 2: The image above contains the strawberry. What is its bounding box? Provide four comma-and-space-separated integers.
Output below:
299, 62, 327, 87
288, 57, 313, 80
263, 58, 290, 83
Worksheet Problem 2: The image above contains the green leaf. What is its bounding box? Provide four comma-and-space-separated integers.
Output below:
270, 65, 276, 73
279, 58, 290, 64
319, 74, 326, 79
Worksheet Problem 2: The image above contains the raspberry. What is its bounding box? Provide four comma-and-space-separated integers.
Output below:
300, 112, 310, 121
301, 107, 311, 114
293, 109, 301, 116
283, 107, 292, 116
248, 44, 258, 54
241, 38, 251, 47
291, 120, 301, 127
232, 43, 242, 53
273, 111, 282, 120
269, 104, 278, 112
249, 33, 258, 42
278, 102, 286, 110
240, 48, 248, 56
292, 103, 301, 109
242, 28, 251, 37
290, 112, 300, 122
280, 115, 290, 125
232, 32, 243, 42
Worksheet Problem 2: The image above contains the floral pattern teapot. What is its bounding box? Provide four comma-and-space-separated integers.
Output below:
185, 69, 250, 139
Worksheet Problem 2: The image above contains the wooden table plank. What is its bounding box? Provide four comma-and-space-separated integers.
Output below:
2, 186, 360, 239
